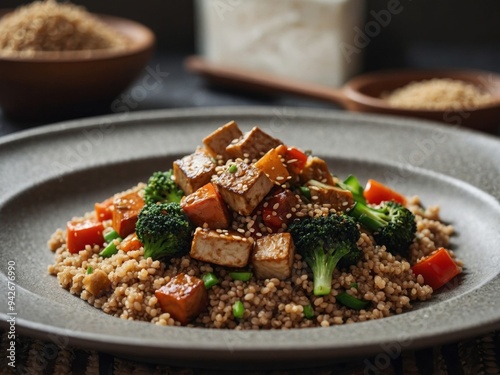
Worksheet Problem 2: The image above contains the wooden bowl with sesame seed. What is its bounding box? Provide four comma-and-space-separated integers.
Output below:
0, 8, 155, 121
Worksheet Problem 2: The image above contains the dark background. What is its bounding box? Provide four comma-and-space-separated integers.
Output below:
2, 0, 500, 72
1, 0, 499, 135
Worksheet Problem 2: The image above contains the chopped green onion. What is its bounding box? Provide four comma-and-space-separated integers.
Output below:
338, 175, 366, 204
202, 272, 219, 289
228, 164, 238, 173
229, 271, 252, 282
299, 186, 311, 200
99, 242, 118, 258
86, 266, 93, 275
303, 304, 315, 319
104, 229, 120, 243
232, 300, 244, 319
336, 292, 369, 310
349, 282, 359, 289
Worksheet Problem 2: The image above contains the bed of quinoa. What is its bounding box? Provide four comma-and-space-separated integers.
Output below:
48, 186, 458, 329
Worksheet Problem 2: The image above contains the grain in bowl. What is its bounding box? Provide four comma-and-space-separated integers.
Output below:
0, 0, 128, 56
383, 78, 494, 111
48, 121, 462, 329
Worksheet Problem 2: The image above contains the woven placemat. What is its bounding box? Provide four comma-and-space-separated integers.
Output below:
1, 329, 499, 375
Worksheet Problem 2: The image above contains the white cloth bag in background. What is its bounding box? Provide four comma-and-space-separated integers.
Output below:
196, 0, 366, 87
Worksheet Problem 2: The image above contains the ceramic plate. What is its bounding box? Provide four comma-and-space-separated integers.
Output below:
0, 107, 499, 369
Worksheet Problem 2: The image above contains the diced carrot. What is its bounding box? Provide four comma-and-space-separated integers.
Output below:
66, 219, 104, 254
254, 145, 289, 185
411, 248, 461, 290
119, 232, 143, 252
155, 273, 208, 325
112, 190, 145, 238
364, 179, 407, 205
95, 196, 114, 221
180, 183, 230, 229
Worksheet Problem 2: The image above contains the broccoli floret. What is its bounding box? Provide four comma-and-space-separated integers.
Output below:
144, 170, 184, 205
348, 200, 416, 256
289, 214, 361, 296
136, 202, 193, 260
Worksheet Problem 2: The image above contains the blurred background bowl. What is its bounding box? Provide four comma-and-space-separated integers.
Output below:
0, 10, 155, 121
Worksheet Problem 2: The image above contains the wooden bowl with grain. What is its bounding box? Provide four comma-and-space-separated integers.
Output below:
0, 10, 155, 121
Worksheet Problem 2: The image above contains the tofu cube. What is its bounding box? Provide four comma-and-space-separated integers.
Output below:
202, 120, 243, 159
83, 269, 111, 296
225, 126, 282, 160
214, 160, 273, 216
252, 233, 295, 280
180, 183, 231, 229
307, 180, 355, 212
190, 228, 253, 268
300, 156, 335, 186
254, 145, 290, 185
155, 273, 208, 325
173, 150, 217, 195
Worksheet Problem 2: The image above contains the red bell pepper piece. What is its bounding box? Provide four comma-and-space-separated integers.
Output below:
66, 219, 105, 254
411, 247, 461, 290
364, 179, 407, 205
262, 189, 298, 232
284, 147, 308, 174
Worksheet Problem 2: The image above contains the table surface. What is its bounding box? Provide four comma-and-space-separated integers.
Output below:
1, 54, 499, 374
2, 53, 499, 138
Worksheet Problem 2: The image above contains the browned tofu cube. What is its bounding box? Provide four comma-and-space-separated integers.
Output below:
252, 233, 295, 280
307, 180, 355, 212
112, 190, 145, 238
83, 269, 111, 296
254, 145, 290, 185
214, 161, 273, 216
173, 150, 217, 195
155, 273, 208, 325
300, 156, 335, 185
180, 183, 231, 229
225, 126, 282, 160
190, 228, 253, 268
202, 120, 243, 159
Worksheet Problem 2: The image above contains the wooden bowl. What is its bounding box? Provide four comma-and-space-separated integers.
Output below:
0, 12, 155, 121
186, 56, 500, 132
342, 69, 500, 130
